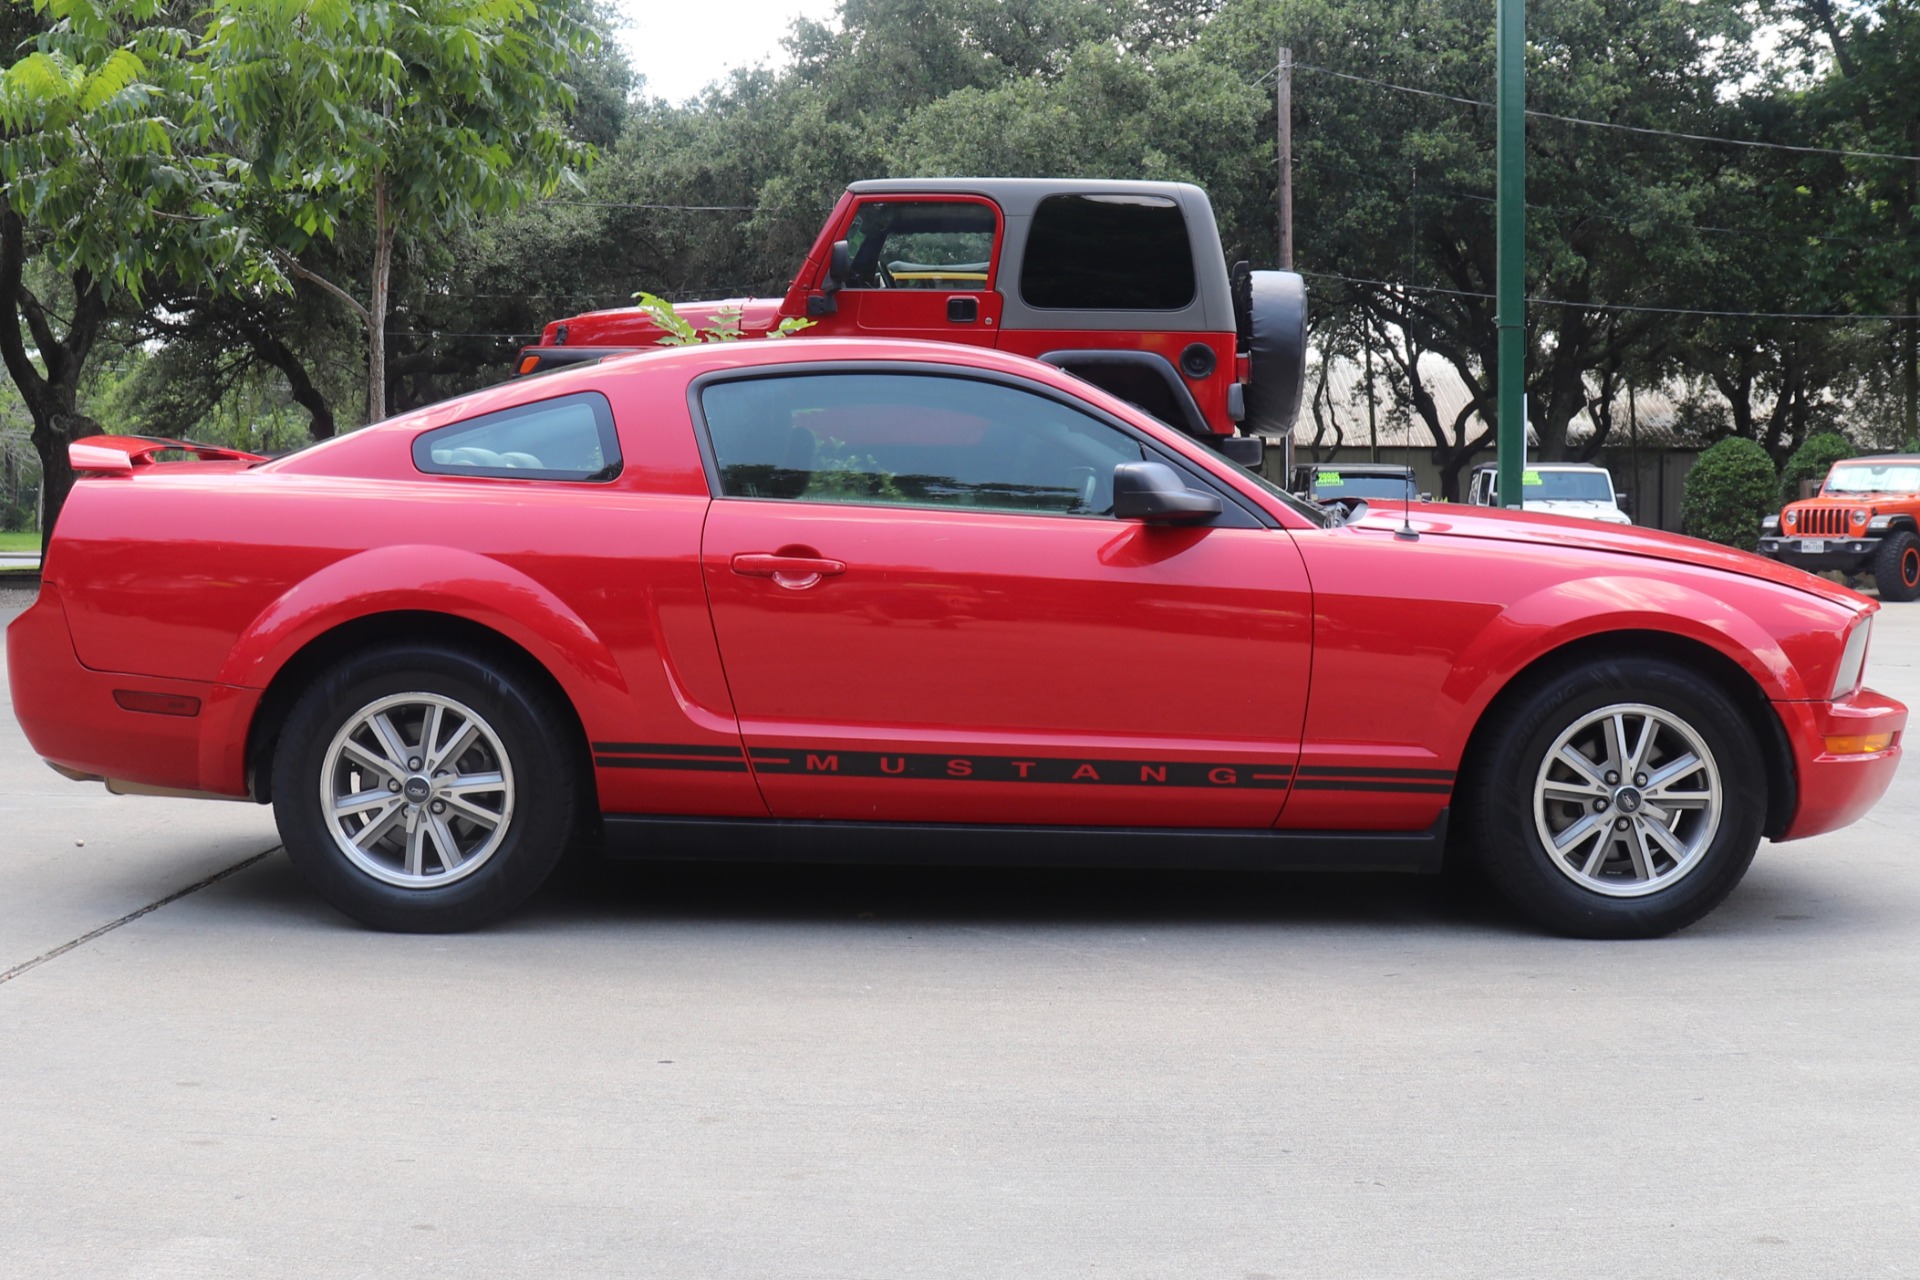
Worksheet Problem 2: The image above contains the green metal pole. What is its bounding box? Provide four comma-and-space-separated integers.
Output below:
1496, 0, 1526, 509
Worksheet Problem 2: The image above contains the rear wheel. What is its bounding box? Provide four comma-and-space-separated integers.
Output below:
272, 645, 580, 931
1468, 658, 1766, 938
1872, 530, 1920, 602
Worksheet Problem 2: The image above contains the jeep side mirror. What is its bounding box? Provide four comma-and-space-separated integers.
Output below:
1112, 461, 1222, 523
1616, 493, 1634, 514
808, 240, 854, 317
1216, 436, 1264, 469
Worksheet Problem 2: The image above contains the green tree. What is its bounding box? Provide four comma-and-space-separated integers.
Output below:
199, 0, 598, 423
1681, 436, 1778, 549
0, 0, 263, 551
1779, 430, 1858, 502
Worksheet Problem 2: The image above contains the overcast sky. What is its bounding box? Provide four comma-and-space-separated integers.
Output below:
615, 1, 842, 104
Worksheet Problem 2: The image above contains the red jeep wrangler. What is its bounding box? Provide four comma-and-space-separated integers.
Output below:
1758, 453, 1920, 601
515, 178, 1308, 465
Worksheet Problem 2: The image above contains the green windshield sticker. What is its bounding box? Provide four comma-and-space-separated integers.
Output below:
1317, 471, 1341, 485
1522, 469, 1543, 486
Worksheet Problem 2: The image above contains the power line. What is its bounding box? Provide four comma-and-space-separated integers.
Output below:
1298, 268, 1920, 320
1292, 62, 1920, 165
539, 198, 758, 212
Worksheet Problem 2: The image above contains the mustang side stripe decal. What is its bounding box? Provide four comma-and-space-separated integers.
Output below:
588, 744, 1456, 793
749, 752, 1293, 788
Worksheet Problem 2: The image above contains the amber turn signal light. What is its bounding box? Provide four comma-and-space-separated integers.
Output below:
516, 355, 541, 375
113, 689, 202, 717
1824, 733, 1894, 755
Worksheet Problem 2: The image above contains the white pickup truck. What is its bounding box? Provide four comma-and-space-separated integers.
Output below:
1467, 462, 1633, 525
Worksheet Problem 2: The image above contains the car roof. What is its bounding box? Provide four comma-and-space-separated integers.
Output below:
1300, 462, 1413, 475
1470, 461, 1609, 473
1832, 454, 1920, 463
845, 177, 1207, 218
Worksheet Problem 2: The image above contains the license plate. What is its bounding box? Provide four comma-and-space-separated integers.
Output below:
1801, 539, 1826, 553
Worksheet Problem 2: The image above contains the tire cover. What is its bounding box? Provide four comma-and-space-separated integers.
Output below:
1243, 270, 1308, 436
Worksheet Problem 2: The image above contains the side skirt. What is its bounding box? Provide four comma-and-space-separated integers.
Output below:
600, 811, 1449, 874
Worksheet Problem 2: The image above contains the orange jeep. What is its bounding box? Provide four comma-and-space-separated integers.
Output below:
1758, 453, 1920, 601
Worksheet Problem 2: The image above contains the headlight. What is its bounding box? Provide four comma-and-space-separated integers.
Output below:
1784, 510, 1798, 528
1852, 508, 1870, 525
1831, 615, 1873, 700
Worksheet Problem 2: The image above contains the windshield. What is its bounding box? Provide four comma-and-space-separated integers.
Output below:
1313, 473, 1413, 500
1824, 463, 1920, 496
1519, 469, 1613, 502
1240, 464, 1336, 527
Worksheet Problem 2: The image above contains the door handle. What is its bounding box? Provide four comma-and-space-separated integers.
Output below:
947, 296, 978, 324
731, 553, 847, 588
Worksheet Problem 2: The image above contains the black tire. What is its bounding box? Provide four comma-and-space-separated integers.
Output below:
1467, 658, 1766, 939
1872, 530, 1920, 602
271, 644, 581, 932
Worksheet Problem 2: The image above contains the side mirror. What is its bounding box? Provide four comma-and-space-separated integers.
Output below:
1216, 435, 1264, 469
1112, 461, 1222, 524
808, 240, 854, 317
1419, 491, 1433, 503
1616, 493, 1634, 514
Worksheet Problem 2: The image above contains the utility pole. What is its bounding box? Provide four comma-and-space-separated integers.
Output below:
1277, 45, 1293, 269
1495, 0, 1526, 509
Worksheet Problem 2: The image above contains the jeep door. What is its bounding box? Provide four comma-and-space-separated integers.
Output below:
694, 366, 1313, 829
809, 195, 1005, 344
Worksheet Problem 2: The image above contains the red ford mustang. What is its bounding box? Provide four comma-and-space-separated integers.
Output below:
6, 339, 1905, 936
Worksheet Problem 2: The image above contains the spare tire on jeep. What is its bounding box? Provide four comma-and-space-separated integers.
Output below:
1234, 267, 1309, 437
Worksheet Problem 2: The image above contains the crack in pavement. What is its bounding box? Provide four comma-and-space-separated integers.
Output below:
0, 846, 281, 987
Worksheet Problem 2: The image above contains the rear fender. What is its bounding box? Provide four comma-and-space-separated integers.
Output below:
216, 545, 629, 721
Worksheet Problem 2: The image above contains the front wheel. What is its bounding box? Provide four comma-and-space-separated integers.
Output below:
1873, 531, 1920, 602
272, 645, 580, 931
1468, 658, 1766, 938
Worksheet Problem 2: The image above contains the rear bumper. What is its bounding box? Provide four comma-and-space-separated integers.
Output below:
6, 581, 257, 798
1772, 687, 1906, 841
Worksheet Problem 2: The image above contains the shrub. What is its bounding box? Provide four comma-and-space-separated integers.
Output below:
1779, 432, 1856, 503
1681, 438, 1777, 551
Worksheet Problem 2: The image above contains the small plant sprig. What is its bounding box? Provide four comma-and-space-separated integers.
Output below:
632, 292, 814, 344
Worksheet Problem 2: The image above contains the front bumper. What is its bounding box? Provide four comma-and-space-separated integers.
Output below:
1772, 686, 1906, 841
1758, 534, 1881, 574
6, 581, 258, 798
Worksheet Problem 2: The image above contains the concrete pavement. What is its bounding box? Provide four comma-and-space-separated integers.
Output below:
2, 582, 1918, 1277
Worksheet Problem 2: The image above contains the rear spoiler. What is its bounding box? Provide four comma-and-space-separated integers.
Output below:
70, 435, 268, 475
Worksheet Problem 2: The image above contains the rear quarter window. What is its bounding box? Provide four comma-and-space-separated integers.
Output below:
413, 391, 621, 482
1019, 194, 1196, 311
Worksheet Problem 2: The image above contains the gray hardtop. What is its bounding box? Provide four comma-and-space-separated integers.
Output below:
841, 177, 1235, 334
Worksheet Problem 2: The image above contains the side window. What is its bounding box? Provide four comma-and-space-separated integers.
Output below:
842, 201, 998, 291
700, 373, 1147, 516
1020, 193, 1196, 310
413, 392, 621, 482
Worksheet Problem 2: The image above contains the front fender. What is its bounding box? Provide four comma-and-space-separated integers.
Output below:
1440, 574, 1810, 722
216, 545, 629, 713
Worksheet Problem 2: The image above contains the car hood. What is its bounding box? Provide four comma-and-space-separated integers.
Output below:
1515, 499, 1631, 521
1355, 503, 1870, 611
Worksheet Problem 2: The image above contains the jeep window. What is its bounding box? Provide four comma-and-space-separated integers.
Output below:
843, 201, 997, 291
1825, 462, 1920, 495
1020, 194, 1196, 311
701, 373, 1149, 516
413, 391, 621, 481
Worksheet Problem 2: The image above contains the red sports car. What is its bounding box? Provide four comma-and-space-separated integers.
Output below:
6, 339, 1905, 937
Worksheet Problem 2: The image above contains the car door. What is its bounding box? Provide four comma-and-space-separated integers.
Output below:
806, 196, 1005, 344
695, 366, 1313, 829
